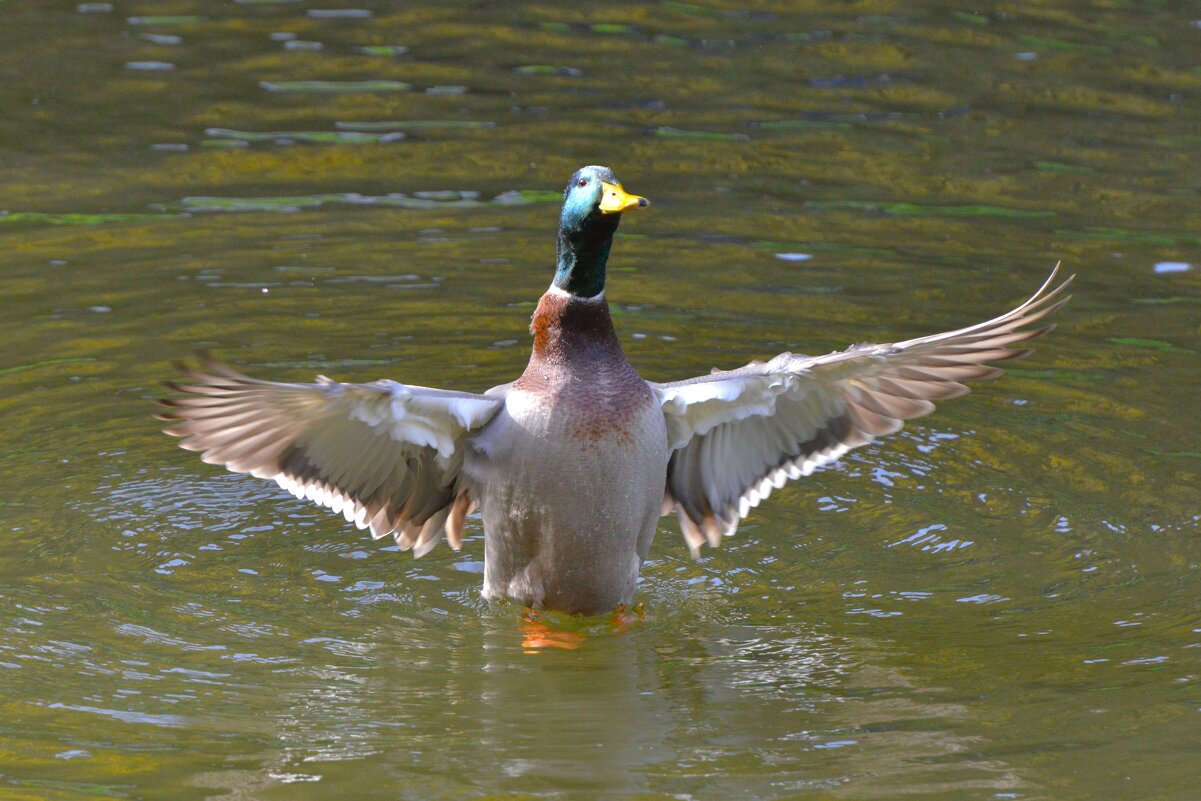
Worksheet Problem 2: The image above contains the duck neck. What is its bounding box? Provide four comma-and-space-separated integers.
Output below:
552, 214, 620, 298
527, 287, 623, 367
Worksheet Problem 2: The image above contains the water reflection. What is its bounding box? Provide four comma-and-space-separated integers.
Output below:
174, 615, 1031, 799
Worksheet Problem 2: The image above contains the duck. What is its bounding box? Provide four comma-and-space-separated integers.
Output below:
160, 165, 1072, 616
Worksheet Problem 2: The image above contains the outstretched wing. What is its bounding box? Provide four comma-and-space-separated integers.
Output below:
159, 359, 503, 556
653, 266, 1073, 556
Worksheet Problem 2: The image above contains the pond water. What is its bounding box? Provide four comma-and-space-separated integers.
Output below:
2, 1, 1200, 799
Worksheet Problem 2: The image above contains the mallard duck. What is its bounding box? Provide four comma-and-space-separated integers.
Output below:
160, 165, 1072, 615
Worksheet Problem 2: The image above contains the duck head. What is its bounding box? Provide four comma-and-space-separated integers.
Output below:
553, 165, 649, 298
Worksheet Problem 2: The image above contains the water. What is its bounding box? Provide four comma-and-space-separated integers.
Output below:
2, 1, 1200, 799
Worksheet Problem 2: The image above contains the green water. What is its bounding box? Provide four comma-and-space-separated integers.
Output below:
2, 1, 1200, 799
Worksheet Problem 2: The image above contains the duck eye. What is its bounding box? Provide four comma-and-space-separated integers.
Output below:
577, 178, 588, 188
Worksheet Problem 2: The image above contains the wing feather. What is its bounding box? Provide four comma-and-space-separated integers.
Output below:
159, 358, 503, 555
654, 266, 1073, 556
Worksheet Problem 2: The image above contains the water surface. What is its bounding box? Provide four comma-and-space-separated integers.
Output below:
2, 2, 1200, 799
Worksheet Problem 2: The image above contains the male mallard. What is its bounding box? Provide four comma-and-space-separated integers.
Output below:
160, 165, 1072, 615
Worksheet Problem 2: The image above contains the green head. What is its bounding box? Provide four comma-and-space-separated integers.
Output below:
553, 165, 649, 297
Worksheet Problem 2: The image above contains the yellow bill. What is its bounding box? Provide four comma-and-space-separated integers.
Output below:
599, 181, 650, 214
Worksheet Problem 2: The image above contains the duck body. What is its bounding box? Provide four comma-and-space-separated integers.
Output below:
160, 165, 1072, 617
469, 288, 667, 612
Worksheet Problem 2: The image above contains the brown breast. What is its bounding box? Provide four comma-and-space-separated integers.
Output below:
515, 290, 655, 449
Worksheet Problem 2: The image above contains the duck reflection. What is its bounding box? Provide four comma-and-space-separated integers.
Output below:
187, 607, 1028, 799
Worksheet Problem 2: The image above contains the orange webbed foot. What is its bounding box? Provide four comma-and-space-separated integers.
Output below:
520, 609, 588, 651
